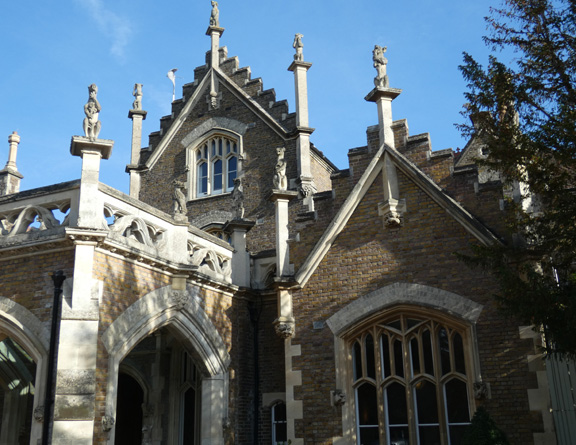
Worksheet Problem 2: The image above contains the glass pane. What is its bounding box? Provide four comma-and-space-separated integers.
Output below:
213, 160, 223, 191
353, 342, 362, 381
226, 140, 231, 154
423, 329, 434, 376
218, 138, 223, 155
203, 145, 208, 158
394, 340, 404, 378
389, 427, 409, 445
198, 162, 208, 195
438, 328, 450, 375
356, 383, 378, 426
228, 156, 237, 190
445, 379, 470, 423
449, 425, 469, 445
418, 426, 441, 445
385, 319, 401, 331
410, 337, 420, 376
211, 139, 216, 156
358, 427, 379, 445
453, 333, 466, 374
415, 380, 438, 424
182, 387, 196, 444
407, 318, 422, 329
386, 382, 408, 425
380, 334, 391, 378
365, 334, 376, 379
233, 142, 237, 152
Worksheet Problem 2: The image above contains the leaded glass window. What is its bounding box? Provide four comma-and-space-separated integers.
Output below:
350, 312, 473, 445
194, 135, 238, 197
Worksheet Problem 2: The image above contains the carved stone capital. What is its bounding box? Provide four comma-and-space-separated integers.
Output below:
102, 415, 115, 432
273, 317, 295, 339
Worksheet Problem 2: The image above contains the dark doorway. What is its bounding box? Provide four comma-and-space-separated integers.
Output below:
115, 373, 144, 445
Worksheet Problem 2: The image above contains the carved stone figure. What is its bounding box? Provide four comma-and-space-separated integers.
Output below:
332, 389, 346, 407
173, 180, 187, 215
273, 147, 287, 190
132, 83, 143, 110
293, 33, 304, 61
274, 320, 295, 338
373, 45, 389, 88
83, 84, 102, 141
232, 177, 245, 219
210, 1, 219, 27
33, 406, 44, 422
473, 381, 489, 400
102, 415, 115, 432
170, 290, 190, 310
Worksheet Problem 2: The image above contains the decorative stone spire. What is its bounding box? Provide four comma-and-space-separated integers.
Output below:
288, 33, 316, 211
127, 83, 147, 199
0, 132, 24, 196
206, 1, 224, 68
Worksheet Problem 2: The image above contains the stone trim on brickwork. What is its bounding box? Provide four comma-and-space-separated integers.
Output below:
296, 143, 501, 288
101, 285, 230, 444
327, 284, 484, 445
326, 282, 483, 336
0, 297, 50, 444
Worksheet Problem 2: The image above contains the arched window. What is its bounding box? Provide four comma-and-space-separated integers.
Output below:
272, 402, 287, 445
194, 135, 238, 198
349, 311, 473, 445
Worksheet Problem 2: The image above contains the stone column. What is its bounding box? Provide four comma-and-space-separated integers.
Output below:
269, 190, 298, 338
223, 219, 255, 287
365, 87, 402, 149
127, 109, 147, 199
206, 26, 225, 68
288, 60, 316, 211
365, 88, 406, 226
0, 131, 23, 196
70, 137, 114, 229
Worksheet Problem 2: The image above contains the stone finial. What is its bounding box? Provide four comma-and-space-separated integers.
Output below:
273, 147, 288, 190
83, 84, 102, 141
293, 33, 304, 61
132, 83, 143, 110
210, 1, 219, 27
173, 180, 187, 216
6, 131, 20, 170
232, 177, 245, 219
373, 45, 389, 88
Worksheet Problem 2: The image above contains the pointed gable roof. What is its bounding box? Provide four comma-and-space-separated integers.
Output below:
144, 66, 293, 170
295, 143, 502, 288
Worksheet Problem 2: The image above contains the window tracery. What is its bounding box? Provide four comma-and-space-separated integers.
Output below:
192, 134, 239, 198
349, 311, 473, 445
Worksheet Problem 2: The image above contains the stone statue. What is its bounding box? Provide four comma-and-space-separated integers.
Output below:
210, 1, 219, 27
373, 45, 389, 88
173, 180, 187, 215
273, 147, 287, 190
293, 33, 304, 61
232, 177, 245, 219
83, 84, 102, 141
132, 83, 143, 110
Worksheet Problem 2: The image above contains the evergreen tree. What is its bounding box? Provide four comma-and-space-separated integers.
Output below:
462, 407, 510, 445
459, 0, 576, 355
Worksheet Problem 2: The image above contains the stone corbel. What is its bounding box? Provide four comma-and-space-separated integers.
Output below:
273, 316, 295, 338
330, 389, 346, 407
378, 152, 406, 227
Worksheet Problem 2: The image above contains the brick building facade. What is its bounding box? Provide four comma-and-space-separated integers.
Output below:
0, 7, 560, 445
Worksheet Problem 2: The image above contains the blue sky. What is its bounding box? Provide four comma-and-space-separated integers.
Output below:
0, 0, 498, 194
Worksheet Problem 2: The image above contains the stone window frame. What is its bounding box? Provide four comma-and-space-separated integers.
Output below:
186, 129, 243, 200
346, 307, 475, 445
326, 283, 484, 445
0, 297, 50, 445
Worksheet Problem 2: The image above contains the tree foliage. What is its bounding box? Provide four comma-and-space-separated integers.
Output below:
459, 0, 576, 355
462, 406, 510, 445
